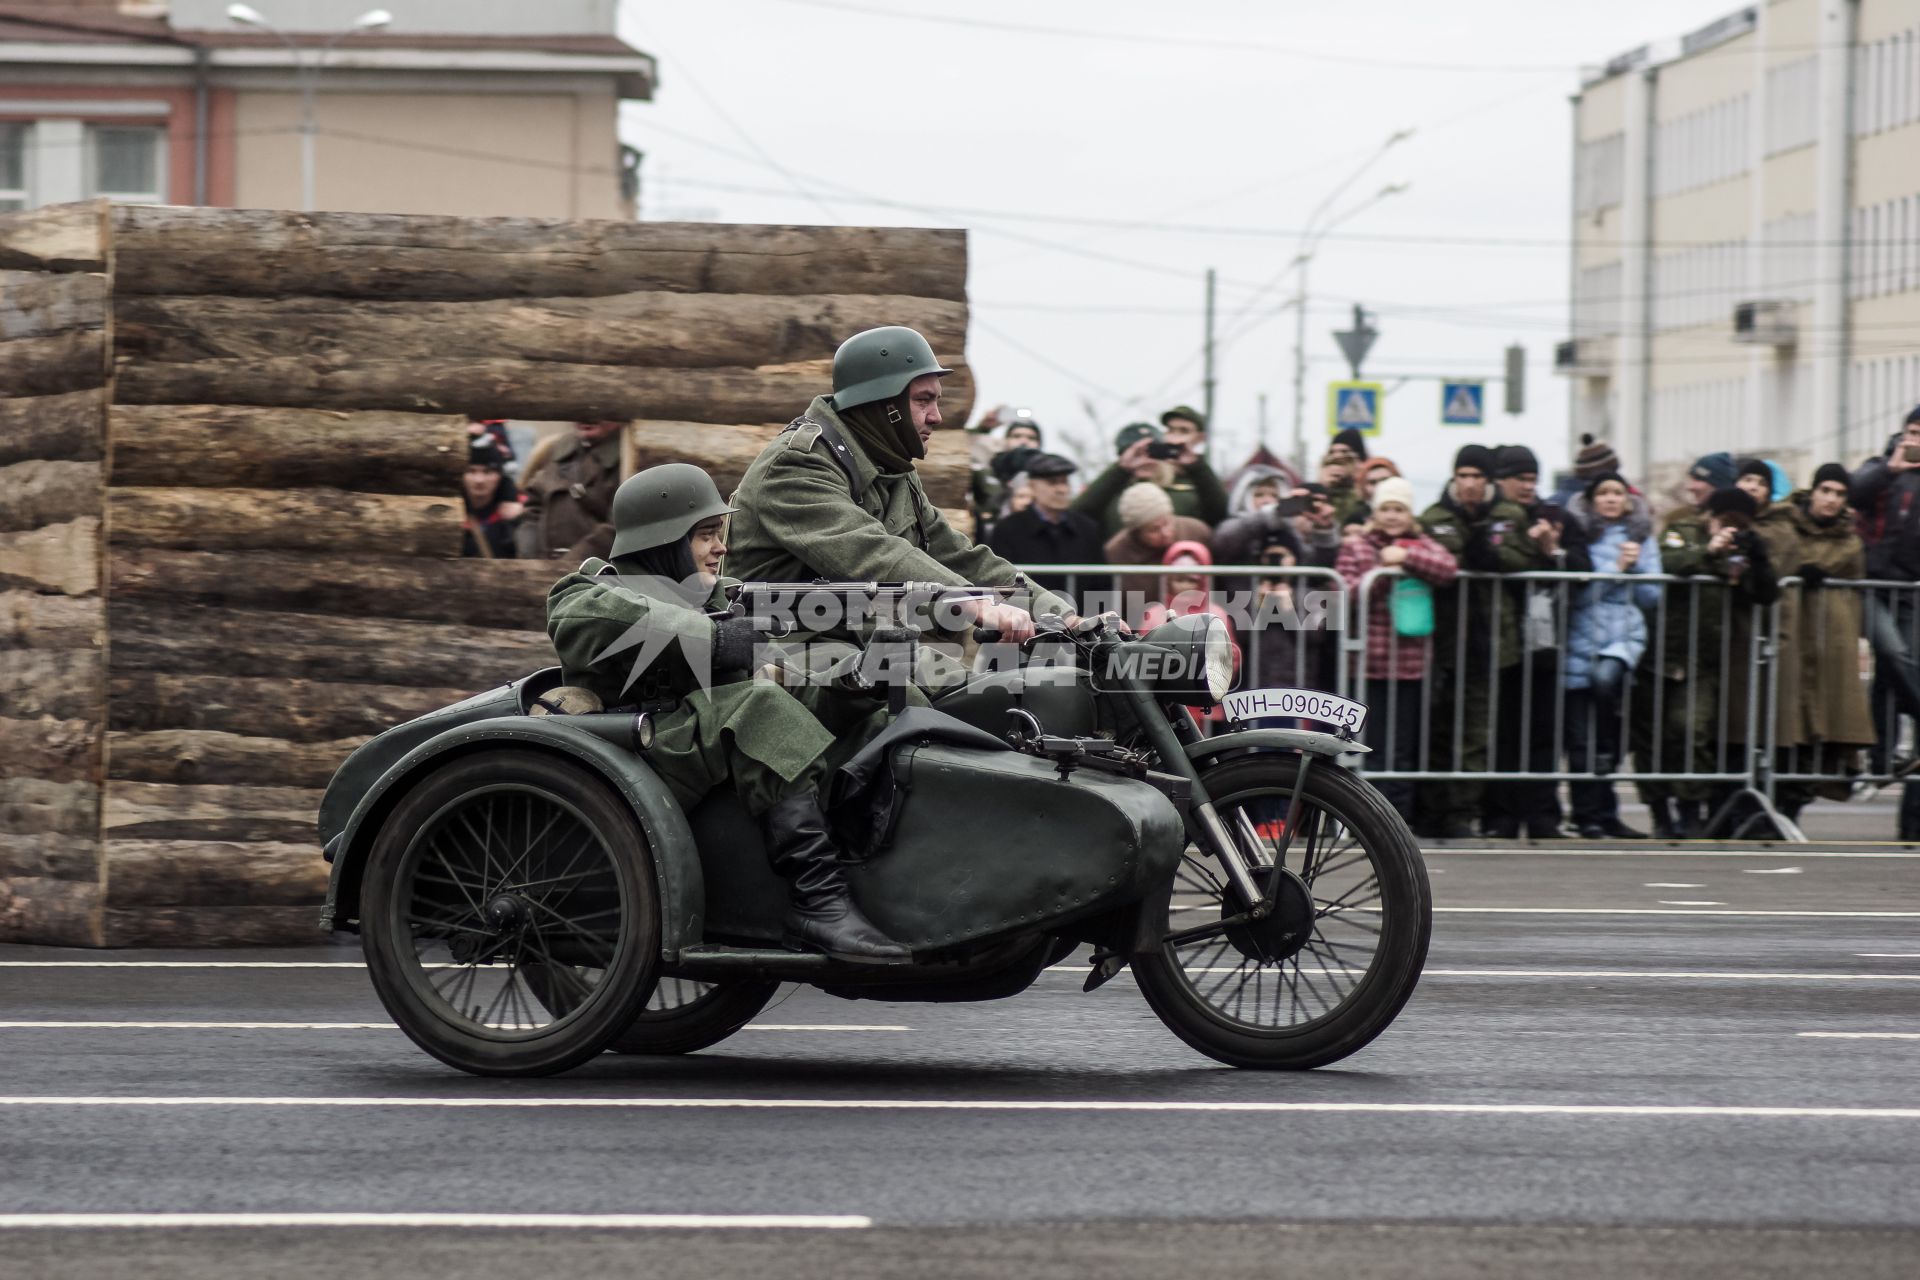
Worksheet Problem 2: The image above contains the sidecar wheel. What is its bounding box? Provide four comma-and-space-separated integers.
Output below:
360, 749, 660, 1077
607, 977, 780, 1055
1134, 753, 1430, 1070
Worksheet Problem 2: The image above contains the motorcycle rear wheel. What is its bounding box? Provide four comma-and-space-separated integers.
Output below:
1134, 753, 1430, 1070
607, 977, 780, 1055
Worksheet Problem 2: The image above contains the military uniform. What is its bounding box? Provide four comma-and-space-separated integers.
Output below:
727, 395, 1073, 621
547, 560, 893, 817
1416, 488, 1551, 834
515, 432, 623, 561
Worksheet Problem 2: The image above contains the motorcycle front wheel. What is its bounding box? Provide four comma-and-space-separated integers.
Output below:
1133, 753, 1430, 1070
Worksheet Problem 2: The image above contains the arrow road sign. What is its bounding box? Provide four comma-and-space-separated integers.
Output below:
1441, 381, 1485, 426
1327, 381, 1382, 436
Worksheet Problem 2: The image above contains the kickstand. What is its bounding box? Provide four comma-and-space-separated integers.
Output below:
1084, 950, 1129, 992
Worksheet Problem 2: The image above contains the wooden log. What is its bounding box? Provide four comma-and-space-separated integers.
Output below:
115, 292, 968, 372
109, 599, 551, 688
110, 548, 554, 631
108, 729, 364, 789
104, 780, 323, 845
0, 832, 101, 883
0, 717, 100, 785
0, 517, 100, 596
111, 206, 969, 302
632, 420, 972, 507
0, 777, 97, 837
108, 486, 459, 556
102, 837, 328, 910
102, 901, 323, 947
0, 200, 107, 273
0, 871, 103, 947
0, 388, 106, 466
0, 650, 102, 721
109, 673, 476, 743
108, 405, 467, 494
0, 460, 102, 533
0, 270, 108, 341
0, 590, 103, 650
0, 329, 109, 396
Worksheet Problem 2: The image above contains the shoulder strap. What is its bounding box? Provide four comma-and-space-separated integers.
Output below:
786, 415, 867, 504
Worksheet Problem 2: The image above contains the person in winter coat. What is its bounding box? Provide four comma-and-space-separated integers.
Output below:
985, 452, 1108, 602
1073, 421, 1229, 537
1848, 407, 1920, 836
461, 434, 523, 559
1721, 468, 1805, 761
1142, 540, 1242, 663
1772, 465, 1876, 820
1336, 476, 1458, 823
1563, 473, 1664, 838
514, 420, 624, 561
1103, 483, 1213, 619
1416, 443, 1554, 838
1211, 465, 1296, 565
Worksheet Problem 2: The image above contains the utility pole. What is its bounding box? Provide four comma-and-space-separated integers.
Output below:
1202, 267, 1217, 434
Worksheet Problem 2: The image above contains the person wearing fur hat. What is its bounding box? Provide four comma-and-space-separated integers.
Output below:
461, 434, 523, 559
1102, 482, 1213, 618
1563, 473, 1664, 838
1072, 419, 1229, 537
1337, 476, 1457, 824
1415, 444, 1554, 838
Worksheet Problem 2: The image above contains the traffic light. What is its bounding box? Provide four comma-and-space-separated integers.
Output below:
1504, 344, 1525, 415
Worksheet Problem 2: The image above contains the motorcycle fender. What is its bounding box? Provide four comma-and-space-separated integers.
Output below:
1183, 726, 1369, 769
322, 716, 704, 961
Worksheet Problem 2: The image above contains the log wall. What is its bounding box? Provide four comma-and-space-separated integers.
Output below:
0, 204, 112, 946
0, 201, 971, 946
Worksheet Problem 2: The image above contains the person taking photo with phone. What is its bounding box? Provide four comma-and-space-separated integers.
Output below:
1071, 416, 1229, 538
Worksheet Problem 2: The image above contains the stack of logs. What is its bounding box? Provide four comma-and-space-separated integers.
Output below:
0, 201, 972, 946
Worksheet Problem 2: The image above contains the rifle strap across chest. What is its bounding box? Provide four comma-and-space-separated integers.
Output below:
788, 416, 868, 504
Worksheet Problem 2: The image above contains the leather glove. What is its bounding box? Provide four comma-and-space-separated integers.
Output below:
1797, 563, 1828, 589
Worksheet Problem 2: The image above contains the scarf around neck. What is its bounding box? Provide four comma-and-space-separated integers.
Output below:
837, 393, 923, 474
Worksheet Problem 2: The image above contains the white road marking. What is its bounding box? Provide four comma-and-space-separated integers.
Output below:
1657, 900, 1728, 907
4, 1096, 1920, 1120
1643, 882, 1704, 888
1433, 907, 1920, 917
1857, 953, 1920, 958
1797, 1032, 1920, 1041
1049, 965, 1920, 981
0, 1213, 870, 1231
0, 962, 364, 968
0, 1021, 905, 1033
1743, 867, 1803, 875
1424, 848, 1920, 859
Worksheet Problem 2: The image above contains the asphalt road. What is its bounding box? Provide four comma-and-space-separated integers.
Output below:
4, 843, 1920, 1278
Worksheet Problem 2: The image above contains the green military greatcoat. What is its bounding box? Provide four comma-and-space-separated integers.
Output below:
726, 396, 1073, 620
546, 560, 893, 816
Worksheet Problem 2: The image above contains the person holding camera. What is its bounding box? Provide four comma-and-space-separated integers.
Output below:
1072, 420, 1229, 538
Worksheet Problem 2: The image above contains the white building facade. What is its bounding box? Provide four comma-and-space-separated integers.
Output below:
1564, 0, 1920, 494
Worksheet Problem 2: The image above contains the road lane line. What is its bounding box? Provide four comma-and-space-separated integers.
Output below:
1424, 849, 1920, 858
1797, 1032, 1920, 1040
0, 1213, 871, 1231
0, 1022, 906, 1032
4, 1097, 1920, 1119
1743, 868, 1803, 875
1643, 883, 1704, 888
0, 962, 364, 968
1857, 953, 1920, 958
1656, 900, 1727, 906
1433, 908, 1920, 917
1049, 965, 1920, 981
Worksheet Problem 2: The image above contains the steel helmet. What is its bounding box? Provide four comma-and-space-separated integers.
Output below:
830, 326, 953, 412
609, 463, 736, 558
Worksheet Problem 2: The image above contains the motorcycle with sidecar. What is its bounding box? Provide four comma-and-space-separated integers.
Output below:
316, 590, 1430, 1077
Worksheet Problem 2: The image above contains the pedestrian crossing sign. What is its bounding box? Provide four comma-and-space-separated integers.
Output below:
1441, 380, 1485, 426
1327, 381, 1382, 436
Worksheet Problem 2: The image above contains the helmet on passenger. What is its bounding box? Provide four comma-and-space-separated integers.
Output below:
829, 326, 953, 413
609, 463, 735, 559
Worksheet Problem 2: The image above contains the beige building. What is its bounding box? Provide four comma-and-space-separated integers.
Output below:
0, 0, 654, 219
1564, 0, 1920, 491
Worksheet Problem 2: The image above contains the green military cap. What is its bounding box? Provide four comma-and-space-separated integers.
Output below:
1113, 422, 1162, 454
1160, 405, 1206, 431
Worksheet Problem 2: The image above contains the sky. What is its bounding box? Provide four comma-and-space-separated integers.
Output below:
613, 0, 1740, 502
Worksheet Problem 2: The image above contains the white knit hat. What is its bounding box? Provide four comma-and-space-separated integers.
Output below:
1117, 482, 1175, 530
1371, 476, 1417, 513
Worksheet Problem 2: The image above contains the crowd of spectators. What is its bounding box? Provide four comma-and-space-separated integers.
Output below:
966, 399, 1920, 840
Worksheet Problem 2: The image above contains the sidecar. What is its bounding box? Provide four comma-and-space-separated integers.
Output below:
317, 664, 1187, 1077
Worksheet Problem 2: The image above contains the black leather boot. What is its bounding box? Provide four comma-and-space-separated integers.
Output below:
761, 791, 911, 964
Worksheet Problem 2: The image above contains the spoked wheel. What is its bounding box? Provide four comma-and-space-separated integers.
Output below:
360, 749, 660, 1077
1134, 754, 1430, 1069
607, 976, 780, 1056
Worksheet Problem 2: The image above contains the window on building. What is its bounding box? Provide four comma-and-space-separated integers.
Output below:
87, 125, 165, 203
0, 123, 27, 211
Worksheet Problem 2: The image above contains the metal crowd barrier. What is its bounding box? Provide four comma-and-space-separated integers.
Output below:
1008, 560, 1916, 843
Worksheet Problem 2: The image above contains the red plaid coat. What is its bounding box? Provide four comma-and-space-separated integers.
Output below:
1336, 529, 1459, 681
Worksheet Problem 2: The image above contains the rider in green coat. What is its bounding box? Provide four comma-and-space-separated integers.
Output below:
546, 463, 910, 963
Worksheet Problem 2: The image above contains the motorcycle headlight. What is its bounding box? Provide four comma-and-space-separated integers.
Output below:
1128, 612, 1234, 708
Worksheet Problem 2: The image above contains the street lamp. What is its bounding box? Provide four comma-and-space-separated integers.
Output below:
226, 4, 393, 212
1286, 130, 1413, 474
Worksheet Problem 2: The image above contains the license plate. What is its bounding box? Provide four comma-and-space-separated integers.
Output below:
1221, 687, 1368, 735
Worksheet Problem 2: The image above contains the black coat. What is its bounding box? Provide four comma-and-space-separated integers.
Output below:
987, 506, 1109, 601
1851, 442, 1920, 581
